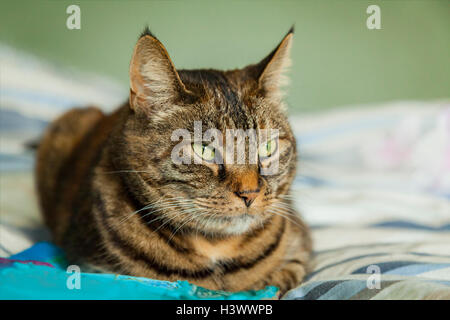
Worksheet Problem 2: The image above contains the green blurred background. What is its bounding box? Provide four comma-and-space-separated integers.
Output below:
0, 0, 449, 112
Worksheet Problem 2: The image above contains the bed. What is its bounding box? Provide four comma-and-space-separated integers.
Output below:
1, 45, 449, 299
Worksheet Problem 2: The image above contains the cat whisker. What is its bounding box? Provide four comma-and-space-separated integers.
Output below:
270, 200, 299, 213
167, 208, 211, 242
153, 209, 201, 240
265, 203, 303, 229
266, 209, 303, 229
268, 204, 301, 219
114, 198, 195, 228
138, 202, 195, 224
142, 203, 196, 224
150, 201, 200, 235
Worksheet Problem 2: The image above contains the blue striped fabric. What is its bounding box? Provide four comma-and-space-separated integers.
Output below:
284, 223, 450, 299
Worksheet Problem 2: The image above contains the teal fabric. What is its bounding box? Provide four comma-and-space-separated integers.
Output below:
0, 242, 278, 300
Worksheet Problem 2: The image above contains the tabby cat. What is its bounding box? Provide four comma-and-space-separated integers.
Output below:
36, 27, 312, 295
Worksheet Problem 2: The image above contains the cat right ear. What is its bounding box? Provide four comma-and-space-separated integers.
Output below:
129, 28, 190, 112
245, 27, 294, 102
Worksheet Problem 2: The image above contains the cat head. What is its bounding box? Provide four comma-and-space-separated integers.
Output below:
116, 27, 297, 236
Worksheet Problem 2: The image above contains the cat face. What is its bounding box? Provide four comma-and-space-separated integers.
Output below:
116, 28, 297, 236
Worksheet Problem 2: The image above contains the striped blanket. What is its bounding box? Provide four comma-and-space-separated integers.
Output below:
284, 104, 450, 299
1, 45, 449, 299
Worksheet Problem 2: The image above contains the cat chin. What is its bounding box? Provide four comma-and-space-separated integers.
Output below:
201, 213, 263, 236
221, 220, 256, 235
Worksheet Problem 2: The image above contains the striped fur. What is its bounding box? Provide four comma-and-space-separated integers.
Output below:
35, 28, 312, 295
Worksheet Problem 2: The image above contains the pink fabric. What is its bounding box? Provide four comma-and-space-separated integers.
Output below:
0, 257, 54, 268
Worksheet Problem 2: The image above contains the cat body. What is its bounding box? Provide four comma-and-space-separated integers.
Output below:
36, 28, 312, 294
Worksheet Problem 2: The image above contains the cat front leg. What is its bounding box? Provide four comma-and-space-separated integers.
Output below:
255, 259, 308, 297
250, 217, 312, 297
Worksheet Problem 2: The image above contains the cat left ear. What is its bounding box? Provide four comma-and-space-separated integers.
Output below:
247, 27, 294, 101
129, 28, 190, 112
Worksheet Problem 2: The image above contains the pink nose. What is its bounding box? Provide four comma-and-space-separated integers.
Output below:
230, 167, 260, 207
235, 190, 259, 207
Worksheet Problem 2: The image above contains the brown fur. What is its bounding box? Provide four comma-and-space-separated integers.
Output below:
36, 28, 312, 295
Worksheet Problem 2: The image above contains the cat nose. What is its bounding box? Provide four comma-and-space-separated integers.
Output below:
230, 167, 260, 207
235, 190, 259, 207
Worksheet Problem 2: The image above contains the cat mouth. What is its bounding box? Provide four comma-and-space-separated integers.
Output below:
215, 213, 261, 235
218, 212, 254, 220
195, 204, 264, 218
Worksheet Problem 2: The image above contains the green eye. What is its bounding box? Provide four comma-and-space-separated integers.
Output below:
192, 143, 215, 161
258, 139, 277, 158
